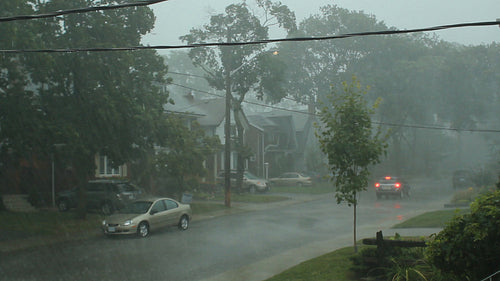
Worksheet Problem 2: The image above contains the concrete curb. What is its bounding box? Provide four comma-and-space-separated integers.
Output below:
0, 193, 326, 254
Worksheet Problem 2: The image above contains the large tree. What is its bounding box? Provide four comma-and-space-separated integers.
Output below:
347, 34, 446, 175
1, 0, 169, 217
278, 5, 388, 111
180, 0, 296, 207
316, 76, 386, 252
0, 0, 56, 194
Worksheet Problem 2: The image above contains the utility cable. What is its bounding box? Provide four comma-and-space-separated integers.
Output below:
169, 82, 312, 115
0, 0, 169, 22
168, 71, 206, 79
169, 82, 500, 134
1, 20, 499, 53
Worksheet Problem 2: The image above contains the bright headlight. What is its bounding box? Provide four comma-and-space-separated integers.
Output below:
102, 220, 106, 226
123, 220, 133, 226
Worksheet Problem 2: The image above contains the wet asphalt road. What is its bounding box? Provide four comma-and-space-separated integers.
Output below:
0, 180, 453, 281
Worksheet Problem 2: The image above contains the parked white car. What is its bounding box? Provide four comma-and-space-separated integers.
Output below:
216, 171, 270, 193
270, 172, 312, 187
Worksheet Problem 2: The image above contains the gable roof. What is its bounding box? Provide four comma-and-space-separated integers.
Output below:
248, 109, 317, 152
163, 91, 225, 127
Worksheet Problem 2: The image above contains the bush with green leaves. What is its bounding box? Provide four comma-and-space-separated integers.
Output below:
351, 240, 430, 280
0, 194, 5, 211
426, 190, 500, 280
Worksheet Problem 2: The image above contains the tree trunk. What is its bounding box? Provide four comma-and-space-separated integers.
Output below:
353, 200, 358, 253
224, 64, 232, 207
233, 107, 245, 194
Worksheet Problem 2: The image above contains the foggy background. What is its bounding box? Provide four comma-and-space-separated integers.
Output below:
143, 0, 500, 48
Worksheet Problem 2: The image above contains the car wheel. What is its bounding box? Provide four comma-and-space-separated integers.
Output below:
249, 185, 256, 194
101, 202, 114, 215
57, 199, 69, 212
178, 215, 189, 231
137, 221, 149, 237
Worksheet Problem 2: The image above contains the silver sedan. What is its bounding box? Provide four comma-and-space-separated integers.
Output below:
102, 197, 192, 237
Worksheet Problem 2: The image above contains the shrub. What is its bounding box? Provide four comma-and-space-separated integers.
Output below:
426, 190, 500, 280
350, 237, 429, 281
0, 194, 5, 211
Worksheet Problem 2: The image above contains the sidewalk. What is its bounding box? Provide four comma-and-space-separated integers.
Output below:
197, 219, 443, 281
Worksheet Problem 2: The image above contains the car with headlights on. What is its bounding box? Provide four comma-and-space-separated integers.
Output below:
102, 197, 192, 238
374, 176, 410, 199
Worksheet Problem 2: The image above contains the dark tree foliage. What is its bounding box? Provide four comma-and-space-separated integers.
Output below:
426, 190, 500, 280
1, 1, 169, 218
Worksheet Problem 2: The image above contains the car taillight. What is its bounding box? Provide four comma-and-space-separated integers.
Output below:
395, 182, 401, 188
375, 183, 380, 188
385, 176, 391, 180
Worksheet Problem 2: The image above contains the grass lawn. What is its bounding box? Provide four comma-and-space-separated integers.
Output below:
392, 209, 469, 228
0, 211, 103, 238
264, 245, 372, 281
190, 202, 228, 213
263, 207, 466, 281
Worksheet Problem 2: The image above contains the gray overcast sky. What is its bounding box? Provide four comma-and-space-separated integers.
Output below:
142, 0, 500, 48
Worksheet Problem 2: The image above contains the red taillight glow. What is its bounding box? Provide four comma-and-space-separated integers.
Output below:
395, 182, 401, 188
375, 183, 380, 188
385, 176, 391, 180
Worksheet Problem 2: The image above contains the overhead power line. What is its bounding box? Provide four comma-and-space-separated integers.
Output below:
1, 20, 499, 53
0, 0, 168, 22
169, 82, 500, 134
170, 82, 309, 115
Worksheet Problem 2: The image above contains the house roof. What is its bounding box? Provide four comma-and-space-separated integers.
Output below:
247, 115, 279, 128
258, 110, 312, 131
163, 92, 225, 127
248, 110, 317, 152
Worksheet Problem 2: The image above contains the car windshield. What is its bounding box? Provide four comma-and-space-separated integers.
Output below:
119, 201, 152, 214
116, 183, 140, 193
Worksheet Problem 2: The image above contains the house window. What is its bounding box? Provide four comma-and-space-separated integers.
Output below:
99, 155, 121, 177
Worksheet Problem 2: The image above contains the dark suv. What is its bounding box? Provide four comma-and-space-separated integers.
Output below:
56, 179, 143, 215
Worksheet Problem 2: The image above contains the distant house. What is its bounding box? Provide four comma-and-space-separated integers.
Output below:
162, 91, 319, 181
163, 91, 273, 181
248, 109, 317, 177
163, 91, 227, 183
